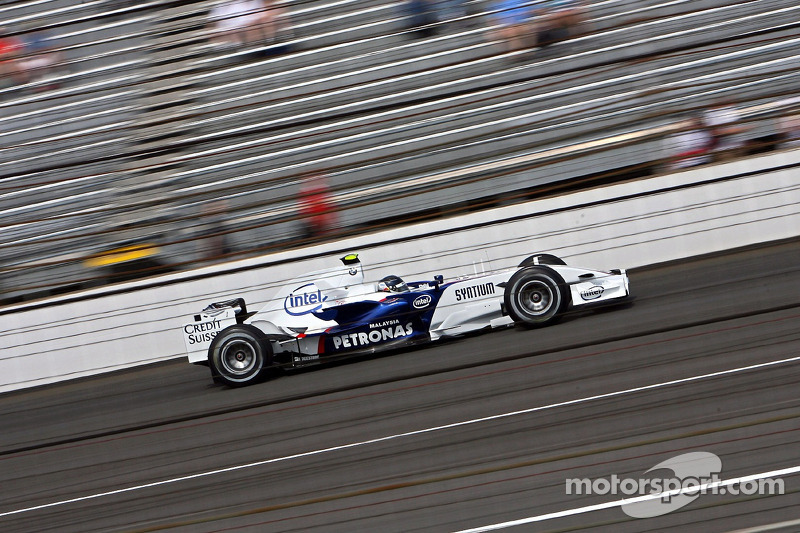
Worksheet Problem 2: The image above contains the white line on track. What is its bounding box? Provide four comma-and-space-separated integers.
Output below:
453, 465, 800, 532
725, 518, 800, 533
1, 354, 799, 519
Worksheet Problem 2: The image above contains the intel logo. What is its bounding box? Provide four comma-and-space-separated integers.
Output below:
284, 283, 328, 315
580, 285, 604, 300
413, 294, 432, 309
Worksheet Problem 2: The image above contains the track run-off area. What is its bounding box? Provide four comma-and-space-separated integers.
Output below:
0, 239, 799, 532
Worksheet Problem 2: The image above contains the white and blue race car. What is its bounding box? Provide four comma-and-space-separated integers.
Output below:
183, 253, 631, 386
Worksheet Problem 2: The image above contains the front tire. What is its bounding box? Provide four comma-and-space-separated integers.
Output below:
208, 325, 273, 387
518, 253, 567, 267
504, 267, 566, 327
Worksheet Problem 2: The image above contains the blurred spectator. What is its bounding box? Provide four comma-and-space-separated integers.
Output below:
703, 99, 750, 162
257, 0, 292, 47
437, 0, 467, 28
487, 0, 535, 54
402, 0, 439, 38
535, 0, 588, 45
18, 29, 64, 90
298, 175, 338, 239
208, 0, 265, 48
778, 110, 800, 149
664, 114, 713, 171
0, 29, 25, 89
208, 0, 290, 49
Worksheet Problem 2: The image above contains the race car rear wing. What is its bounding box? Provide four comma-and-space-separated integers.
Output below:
198, 297, 253, 323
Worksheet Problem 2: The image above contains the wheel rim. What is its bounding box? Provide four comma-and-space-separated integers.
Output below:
517, 280, 554, 315
220, 339, 257, 376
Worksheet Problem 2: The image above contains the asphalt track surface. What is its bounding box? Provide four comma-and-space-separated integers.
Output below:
1, 239, 799, 533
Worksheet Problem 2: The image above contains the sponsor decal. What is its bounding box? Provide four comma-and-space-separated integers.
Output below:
454, 282, 495, 301
413, 294, 432, 309
293, 354, 320, 363
284, 283, 328, 316
369, 319, 399, 329
332, 322, 414, 350
184, 319, 222, 345
348, 267, 358, 276
580, 285, 605, 300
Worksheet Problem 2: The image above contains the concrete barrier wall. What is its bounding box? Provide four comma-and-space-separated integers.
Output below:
1, 149, 798, 393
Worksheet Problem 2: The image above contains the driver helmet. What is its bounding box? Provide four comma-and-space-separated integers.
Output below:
377, 274, 409, 293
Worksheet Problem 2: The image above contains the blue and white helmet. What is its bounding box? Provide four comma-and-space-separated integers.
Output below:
377, 274, 409, 293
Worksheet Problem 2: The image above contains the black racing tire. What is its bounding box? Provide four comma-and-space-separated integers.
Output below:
503, 267, 567, 327
208, 324, 273, 387
518, 253, 567, 267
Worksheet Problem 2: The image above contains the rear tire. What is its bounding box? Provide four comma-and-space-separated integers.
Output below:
208, 325, 273, 387
504, 267, 566, 327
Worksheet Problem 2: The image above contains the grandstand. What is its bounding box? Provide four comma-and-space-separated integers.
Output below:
0, 0, 798, 304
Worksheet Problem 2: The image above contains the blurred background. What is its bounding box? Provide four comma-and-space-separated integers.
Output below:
0, 0, 798, 305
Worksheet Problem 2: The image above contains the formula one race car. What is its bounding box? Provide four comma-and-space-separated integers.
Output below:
183, 253, 631, 386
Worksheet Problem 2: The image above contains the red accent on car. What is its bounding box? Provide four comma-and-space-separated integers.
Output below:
317, 334, 325, 354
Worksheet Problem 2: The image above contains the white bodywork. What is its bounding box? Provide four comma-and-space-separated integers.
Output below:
428, 265, 629, 340
184, 260, 375, 363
